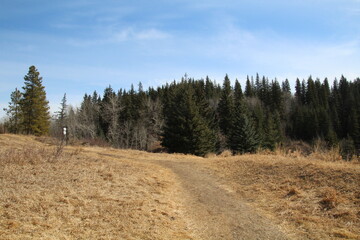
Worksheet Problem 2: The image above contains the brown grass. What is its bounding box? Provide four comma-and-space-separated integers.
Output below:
1, 134, 359, 239
0, 134, 193, 239
205, 153, 360, 239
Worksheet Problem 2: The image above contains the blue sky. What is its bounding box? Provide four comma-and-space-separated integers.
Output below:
1, 0, 360, 118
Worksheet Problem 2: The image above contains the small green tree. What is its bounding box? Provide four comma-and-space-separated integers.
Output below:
262, 111, 282, 151
3, 88, 22, 133
56, 93, 68, 127
20, 66, 50, 135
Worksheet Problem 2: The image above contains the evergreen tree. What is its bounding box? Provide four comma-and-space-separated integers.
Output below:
218, 74, 234, 138
20, 66, 50, 135
55, 93, 68, 128
245, 75, 254, 97
306, 76, 319, 107
234, 79, 243, 104
259, 76, 270, 105
3, 88, 22, 133
255, 73, 261, 95
295, 78, 302, 103
262, 111, 280, 151
270, 79, 283, 113
282, 79, 291, 93
301, 80, 307, 104
205, 76, 215, 99
100, 86, 116, 137
251, 102, 266, 146
230, 102, 260, 154
162, 84, 215, 156
320, 78, 330, 110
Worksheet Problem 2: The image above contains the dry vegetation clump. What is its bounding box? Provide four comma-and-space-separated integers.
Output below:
207, 154, 360, 239
0, 134, 193, 239
218, 149, 232, 158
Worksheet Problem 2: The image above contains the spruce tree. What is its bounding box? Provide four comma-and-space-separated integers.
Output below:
282, 79, 291, 94
162, 84, 215, 156
270, 79, 283, 113
218, 74, 234, 138
3, 88, 22, 133
230, 101, 260, 154
245, 75, 254, 97
20, 66, 50, 135
234, 79, 243, 103
262, 112, 279, 151
295, 78, 302, 103
55, 93, 68, 128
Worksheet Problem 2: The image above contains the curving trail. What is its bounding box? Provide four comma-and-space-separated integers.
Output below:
154, 159, 289, 240
94, 149, 290, 239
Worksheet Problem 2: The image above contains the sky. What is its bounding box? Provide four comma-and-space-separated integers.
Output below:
1, 0, 360, 119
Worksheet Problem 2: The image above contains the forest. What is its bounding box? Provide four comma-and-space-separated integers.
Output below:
3, 66, 360, 158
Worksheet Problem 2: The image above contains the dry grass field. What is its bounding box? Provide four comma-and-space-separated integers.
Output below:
1, 134, 359, 239
205, 153, 360, 239
0, 134, 193, 239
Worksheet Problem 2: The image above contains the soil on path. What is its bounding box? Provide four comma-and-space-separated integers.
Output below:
95, 150, 290, 239
153, 159, 290, 240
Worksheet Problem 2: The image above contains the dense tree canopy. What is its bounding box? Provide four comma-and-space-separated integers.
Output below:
4, 69, 360, 158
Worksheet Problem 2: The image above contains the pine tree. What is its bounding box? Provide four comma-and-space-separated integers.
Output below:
306, 76, 319, 107
20, 66, 50, 135
218, 74, 234, 139
255, 73, 261, 95
282, 79, 291, 93
55, 93, 68, 128
295, 78, 302, 103
320, 78, 330, 109
245, 75, 254, 97
234, 79, 243, 104
100, 86, 116, 137
259, 76, 270, 105
262, 112, 279, 151
230, 102, 260, 154
162, 84, 215, 156
3, 88, 22, 133
270, 79, 283, 113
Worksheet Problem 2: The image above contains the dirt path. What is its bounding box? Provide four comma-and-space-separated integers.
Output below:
92, 150, 290, 239
153, 159, 289, 240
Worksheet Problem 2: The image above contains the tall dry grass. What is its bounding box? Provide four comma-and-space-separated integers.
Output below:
0, 134, 193, 240
207, 151, 360, 240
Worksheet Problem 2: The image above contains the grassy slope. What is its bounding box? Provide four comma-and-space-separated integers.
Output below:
205, 154, 360, 239
0, 134, 193, 239
1, 134, 359, 239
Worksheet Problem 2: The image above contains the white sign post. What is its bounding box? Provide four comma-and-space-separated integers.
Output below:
63, 126, 68, 145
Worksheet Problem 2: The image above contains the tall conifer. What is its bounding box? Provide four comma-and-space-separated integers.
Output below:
20, 66, 50, 135
218, 74, 234, 138
230, 101, 260, 154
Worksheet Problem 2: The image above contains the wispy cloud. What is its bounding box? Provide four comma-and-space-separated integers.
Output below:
66, 27, 171, 46
112, 28, 171, 41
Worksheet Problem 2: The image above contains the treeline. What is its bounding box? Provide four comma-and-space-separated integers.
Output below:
64, 84, 163, 150
59, 74, 359, 158
3, 66, 359, 158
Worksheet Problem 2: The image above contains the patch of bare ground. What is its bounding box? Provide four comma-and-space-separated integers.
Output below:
205, 154, 360, 239
0, 134, 193, 239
